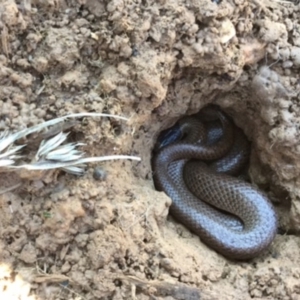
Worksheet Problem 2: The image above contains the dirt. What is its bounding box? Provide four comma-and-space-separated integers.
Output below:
1, 0, 300, 299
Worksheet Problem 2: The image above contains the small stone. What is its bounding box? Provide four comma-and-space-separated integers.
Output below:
19, 243, 37, 264
93, 167, 107, 181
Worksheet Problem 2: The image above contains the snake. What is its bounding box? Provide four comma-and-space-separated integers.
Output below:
152, 105, 277, 260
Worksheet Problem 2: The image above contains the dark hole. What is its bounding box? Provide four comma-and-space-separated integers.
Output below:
113, 279, 122, 287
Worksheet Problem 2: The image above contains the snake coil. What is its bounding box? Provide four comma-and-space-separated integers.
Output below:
152, 105, 277, 260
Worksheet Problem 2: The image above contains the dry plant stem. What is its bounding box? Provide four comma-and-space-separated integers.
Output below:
6, 112, 129, 144
0, 183, 22, 195
0, 113, 139, 171
10, 155, 141, 171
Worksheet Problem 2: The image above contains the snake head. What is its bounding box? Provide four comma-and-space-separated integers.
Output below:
154, 123, 182, 151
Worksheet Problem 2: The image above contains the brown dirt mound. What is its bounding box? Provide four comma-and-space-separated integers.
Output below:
1, 0, 300, 299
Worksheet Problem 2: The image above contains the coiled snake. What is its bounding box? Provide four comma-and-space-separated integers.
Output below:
152, 105, 277, 260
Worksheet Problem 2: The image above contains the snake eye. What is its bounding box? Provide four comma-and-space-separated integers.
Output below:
155, 123, 182, 150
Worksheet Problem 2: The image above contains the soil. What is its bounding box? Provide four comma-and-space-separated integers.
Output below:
1, 0, 300, 299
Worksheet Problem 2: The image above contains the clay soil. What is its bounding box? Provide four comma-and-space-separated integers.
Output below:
1, 0, 300, 299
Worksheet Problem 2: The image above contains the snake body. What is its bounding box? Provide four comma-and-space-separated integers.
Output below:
152, 106, 277, 260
